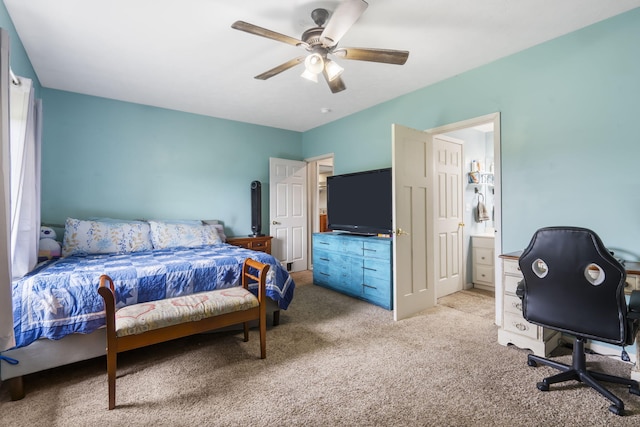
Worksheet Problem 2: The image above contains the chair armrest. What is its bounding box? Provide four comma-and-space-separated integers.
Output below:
629, 290, 640, 320
98, 275, 118, 335
516, 279, 525, 300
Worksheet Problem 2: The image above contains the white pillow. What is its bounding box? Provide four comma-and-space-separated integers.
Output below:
148, 221, 222, 249
211, 224, 226, 243
202, 220, 227, 243
62, 218, 153, 257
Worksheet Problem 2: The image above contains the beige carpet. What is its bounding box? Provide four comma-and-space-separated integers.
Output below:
1, 270, 639, 426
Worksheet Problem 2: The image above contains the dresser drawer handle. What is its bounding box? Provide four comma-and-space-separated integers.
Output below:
319, 242, 330, 245
319, 257, 330, 262
363, 284, 377, 289
363, 267, 377, 272
515, 322, 529, 331
363, 248, 377, 253
253, 242, 264, 247
512, 302, 522, 311
319, 272, 330, 277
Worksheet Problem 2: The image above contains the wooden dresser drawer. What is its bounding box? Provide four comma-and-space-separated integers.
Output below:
363, 258, 390, 279
227, 236, 273, 254
363, 240, 390, 259
247, 239, 270, 252
362, 275, 391, 306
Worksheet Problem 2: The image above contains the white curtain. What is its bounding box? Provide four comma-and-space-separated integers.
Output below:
0, 27, 42, 351
10, 76, 41, 280
0, 28, 15, 352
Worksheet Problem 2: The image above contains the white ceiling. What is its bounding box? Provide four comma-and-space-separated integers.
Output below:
5, 0, 640, 132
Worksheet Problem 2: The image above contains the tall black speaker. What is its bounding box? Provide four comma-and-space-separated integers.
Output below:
250, 180, 264, 237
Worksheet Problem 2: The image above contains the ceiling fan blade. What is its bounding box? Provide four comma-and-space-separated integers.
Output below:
231, 21, 308, 49
255, 57, 305, 80
333, 47, 409, 65
320, 0, 368, 47
322, 69, 346, 94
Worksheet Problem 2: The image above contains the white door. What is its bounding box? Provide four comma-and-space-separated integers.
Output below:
269, 158, 307, 272
432, 134, 464, 298
392, 124, 434, 321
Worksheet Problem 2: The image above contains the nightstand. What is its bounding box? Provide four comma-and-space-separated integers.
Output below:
226, 235, 273, 255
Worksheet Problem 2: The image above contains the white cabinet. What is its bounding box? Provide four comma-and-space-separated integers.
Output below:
497, 256, 561, 357
472, 235, 494, 291
624, 267, 640, 382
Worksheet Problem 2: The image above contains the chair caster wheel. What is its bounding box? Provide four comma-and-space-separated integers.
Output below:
608, 404, 624, 416
536, 382, 549, 391
527, 359, 537, 367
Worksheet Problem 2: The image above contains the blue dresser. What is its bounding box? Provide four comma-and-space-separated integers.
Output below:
312, 232, 393, 309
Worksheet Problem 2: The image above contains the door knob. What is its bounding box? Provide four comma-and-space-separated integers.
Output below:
272, 221, 281, 225
458, 222, 465, 228
396, 228, 409, 236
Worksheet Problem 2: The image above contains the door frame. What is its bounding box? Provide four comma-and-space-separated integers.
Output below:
304, 153, 334, 270
425, 112, 502, 325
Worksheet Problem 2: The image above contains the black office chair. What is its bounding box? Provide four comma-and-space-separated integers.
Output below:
516, 226, 640, 415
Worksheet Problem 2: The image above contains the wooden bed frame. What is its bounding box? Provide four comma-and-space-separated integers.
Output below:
1, 219, 287, 400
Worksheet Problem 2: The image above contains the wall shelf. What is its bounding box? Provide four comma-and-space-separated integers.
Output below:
468, 171, 494, 185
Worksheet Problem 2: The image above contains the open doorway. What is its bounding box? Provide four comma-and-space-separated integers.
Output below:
306, 155, 334, 269
429, 113, 501, 325
441, 122, 495, 292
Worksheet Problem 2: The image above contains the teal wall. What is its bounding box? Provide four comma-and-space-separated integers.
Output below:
2, 0, 639, 358
4, 2, 640, 255
0, 1, 40, 93
41, 89, 302, 236
303, 8, 640, 257
2, 1, 302, 238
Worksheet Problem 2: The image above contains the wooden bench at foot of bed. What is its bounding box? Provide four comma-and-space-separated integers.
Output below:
98, 258, 270, 410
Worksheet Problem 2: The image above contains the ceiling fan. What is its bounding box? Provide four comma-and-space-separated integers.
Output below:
231, 0, 409, 94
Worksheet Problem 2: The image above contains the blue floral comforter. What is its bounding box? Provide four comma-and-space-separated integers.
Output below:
11, 244, 295, 349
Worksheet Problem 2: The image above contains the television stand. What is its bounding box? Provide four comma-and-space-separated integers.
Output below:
312, 232, 392, 309
334, 232, 376, 237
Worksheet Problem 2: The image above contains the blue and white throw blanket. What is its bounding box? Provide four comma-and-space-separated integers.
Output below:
11, 244, 295, 349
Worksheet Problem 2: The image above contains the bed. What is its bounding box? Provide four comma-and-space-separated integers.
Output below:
0, 218, 295, 399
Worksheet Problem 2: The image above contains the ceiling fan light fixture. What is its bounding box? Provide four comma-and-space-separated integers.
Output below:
325, 59, 344, 81
304, 53, 324, 74
301, 68, 319, 83
232, 1, 408, 94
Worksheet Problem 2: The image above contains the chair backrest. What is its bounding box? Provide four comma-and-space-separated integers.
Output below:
519, 226, 628, 345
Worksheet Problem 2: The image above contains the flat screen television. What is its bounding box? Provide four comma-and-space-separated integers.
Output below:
326, 167, 392, 235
